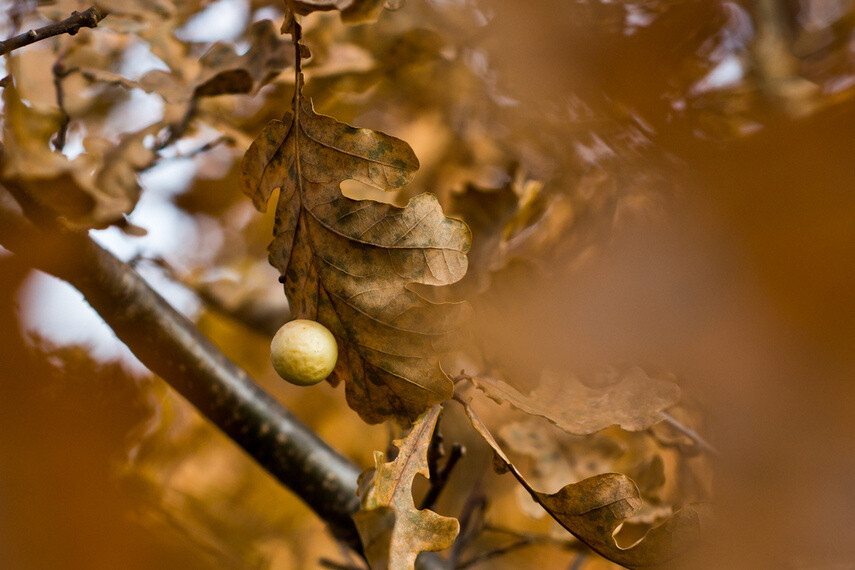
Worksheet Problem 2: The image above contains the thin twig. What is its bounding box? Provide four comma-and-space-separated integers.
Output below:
319, 558, 366, 570
0, 7, 107, 56
132, 254, 286, 337
51, 58, 75, 151
457, 538, 534, 569
449, 475, 487, 567
420, 442, 465, 511
659, 411, 718, 456
425, 410, 446, 481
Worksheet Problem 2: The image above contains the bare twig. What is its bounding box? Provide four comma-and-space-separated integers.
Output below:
319, 558, 366, 570
449, 475, 487, 567
0, 7, 107, 56
425, 412, 446, 481
133, 254, 286, 338
659, 411, 718, 456
420, 442, 465, 511
51, 58, 75, 151
457, 538, 534, 569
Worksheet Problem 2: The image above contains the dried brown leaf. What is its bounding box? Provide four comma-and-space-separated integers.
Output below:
287, 0, 392, 23
139, 20, 293, 111
194, 20, 294, 97
462, 400, 709, 569
1, 80, 156, 228
499, 419, 621, 519
353, 405, 459, 570
241, 91, 470, 424
500, 419, 674, 525
471, 367, 680, 435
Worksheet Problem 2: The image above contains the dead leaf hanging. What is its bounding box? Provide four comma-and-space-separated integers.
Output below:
461, 399, 709, 569
353, 405, 459, 570
241, 75, 470, 424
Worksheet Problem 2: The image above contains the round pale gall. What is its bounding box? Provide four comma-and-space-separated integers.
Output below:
270, 319, 338, 386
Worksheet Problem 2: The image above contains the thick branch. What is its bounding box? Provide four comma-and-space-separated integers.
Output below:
0, 185, 449, 569
0, 6, 107, 56
0, 186, 364, 540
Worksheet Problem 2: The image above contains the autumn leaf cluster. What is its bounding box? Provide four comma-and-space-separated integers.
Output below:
0, 1, 729, 568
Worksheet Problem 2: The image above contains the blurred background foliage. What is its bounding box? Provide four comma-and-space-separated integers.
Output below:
2, 0, 855, 568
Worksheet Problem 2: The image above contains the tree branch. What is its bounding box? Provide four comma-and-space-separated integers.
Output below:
0, 6, 107, 56
0, 184, 363, 546
0, 185, 449, 569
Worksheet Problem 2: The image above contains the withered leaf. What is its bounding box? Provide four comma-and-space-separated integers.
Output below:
0, 80, 156, 228
445, 182, 518, 296
471, 366, 680, 435
139, 20, 293, 122
462, 400, 708, 569
287, 0, 391, 23
194, 20, 293, 98
241, 92, 470, 424
353, 405, 459, 570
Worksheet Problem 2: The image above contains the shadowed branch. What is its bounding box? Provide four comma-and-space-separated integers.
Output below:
0, 184, 450, 570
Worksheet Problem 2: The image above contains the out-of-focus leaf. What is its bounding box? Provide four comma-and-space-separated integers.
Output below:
241, 88, 470, 424
287, 0, 392, 23
500, 419, 674, 525
499, 419, 620, 519
194, 20, 294, 97
88, 127, 158, 221
139, 20, 293, 123
445, 182, 518, 295
1, 82, 68, 178
1, 81, 157, 228
462, 400, 709, 569
353, 405, 459, 570
471, 367, 680, 435
445, 173, 568, 296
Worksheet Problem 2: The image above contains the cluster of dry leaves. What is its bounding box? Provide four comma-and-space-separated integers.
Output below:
0, 0, 739, 568
237, 3, 715, 569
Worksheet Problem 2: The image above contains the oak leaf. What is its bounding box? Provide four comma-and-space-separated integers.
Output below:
353, 405, 459, 570
241, 93, 470, 424
471, 366, 680, 435
500, 419, 674, 525
462, 400, 708, 569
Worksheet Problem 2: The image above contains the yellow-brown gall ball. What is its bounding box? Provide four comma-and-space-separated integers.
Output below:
270, 319, 338, 386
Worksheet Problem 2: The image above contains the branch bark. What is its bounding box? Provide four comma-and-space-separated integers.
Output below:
0, 6, 107, 56
0, 184, 363, 547
0, 186, 449, 569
